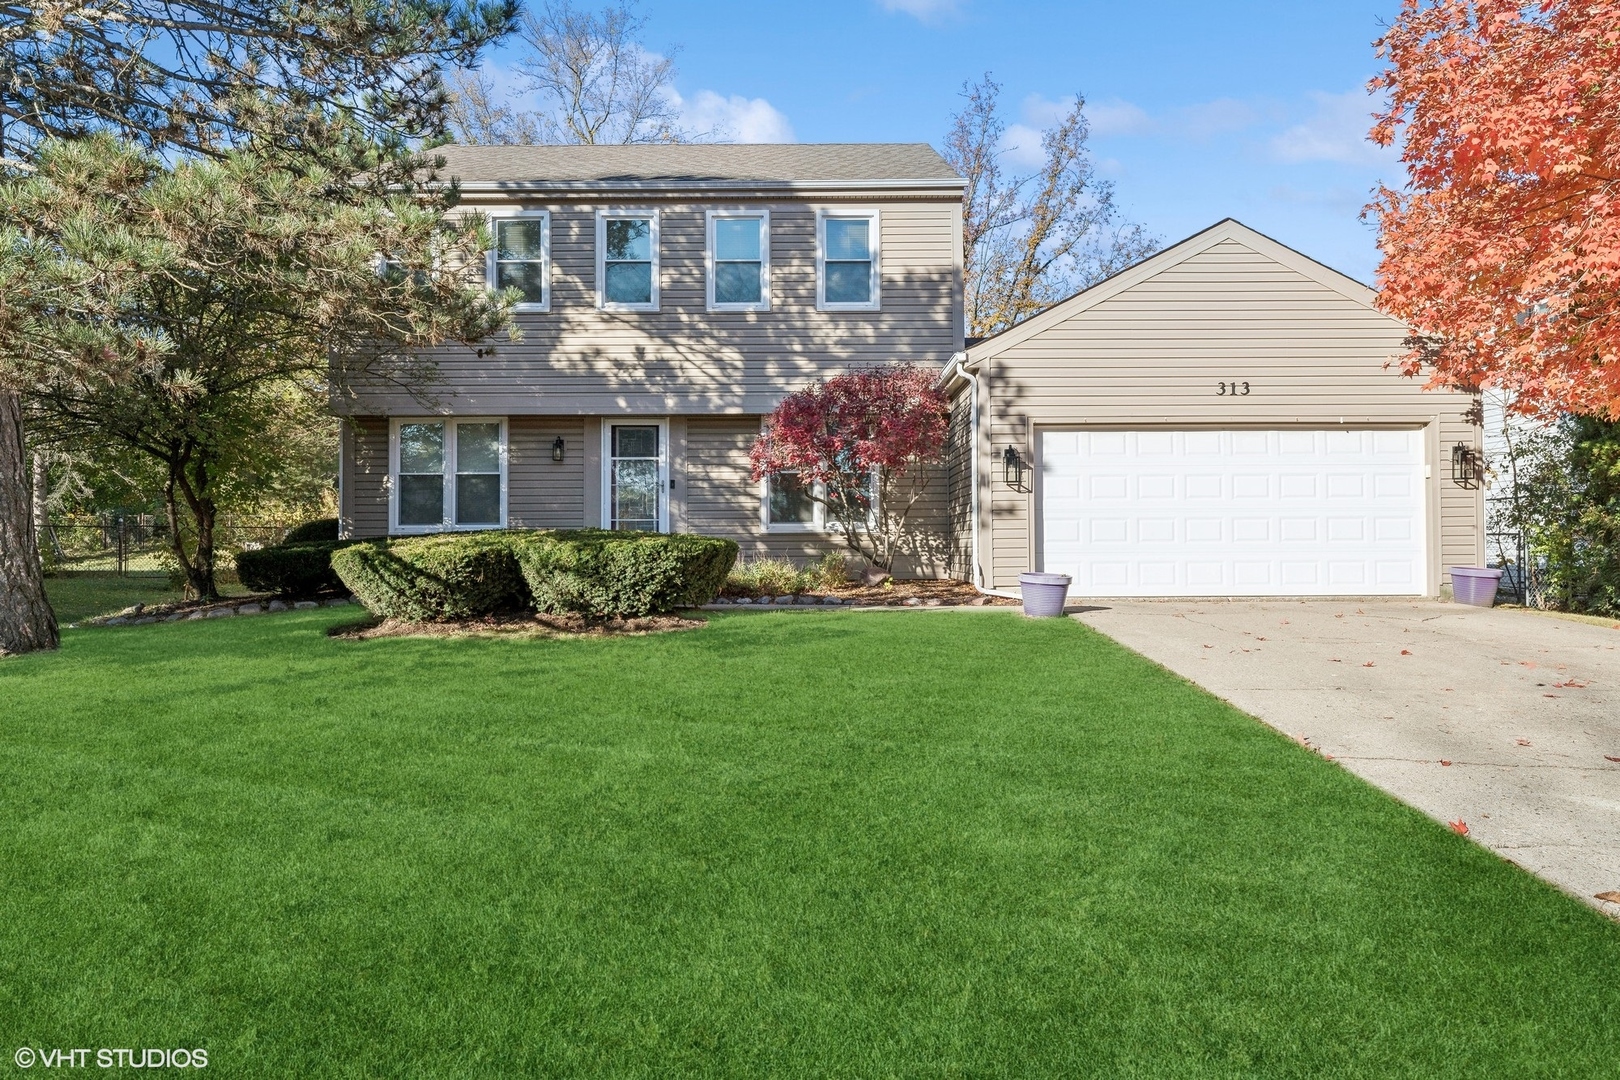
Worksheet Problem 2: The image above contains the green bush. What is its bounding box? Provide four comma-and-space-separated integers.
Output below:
513, 530, 738, 617
331, 532, 530, 621
725, 557, 812, 597
283, 518, 340, 544
235, 539, 359, 597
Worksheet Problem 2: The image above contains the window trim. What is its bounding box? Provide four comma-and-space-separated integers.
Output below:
760, 468, 881, 534
485, 209, 551, 313
600, 418, 670, 533
705, 209, 771, 313
388, 416, 509, 535
596, 208, 660, 312
816, 208, 882, 312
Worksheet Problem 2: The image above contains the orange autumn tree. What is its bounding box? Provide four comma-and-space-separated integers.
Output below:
1370, 0, 1620, 418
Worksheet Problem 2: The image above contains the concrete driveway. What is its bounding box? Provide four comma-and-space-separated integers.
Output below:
1071, 600, 1620, 914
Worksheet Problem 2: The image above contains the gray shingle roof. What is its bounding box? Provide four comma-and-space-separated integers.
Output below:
427, 143, 961, 185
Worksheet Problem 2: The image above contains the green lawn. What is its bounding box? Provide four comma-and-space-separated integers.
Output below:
43, 572, 251, 624
2, 611, 1617, 1077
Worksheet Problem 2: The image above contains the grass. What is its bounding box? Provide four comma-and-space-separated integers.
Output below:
2, 610, 1617, 1078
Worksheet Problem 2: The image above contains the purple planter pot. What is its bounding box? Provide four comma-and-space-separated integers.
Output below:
1019, 572, 1072, 617
1451, 566, 1504, 608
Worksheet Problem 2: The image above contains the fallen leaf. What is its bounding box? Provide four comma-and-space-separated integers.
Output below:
1202, 644, 1213, 649
1334, 613, 1344, 619
1363, 661, 1376, 667
1440, 760, 1452, 766
1256, 636, 1268, 641
1516, 738, 1532, 746
1552, 679, 1588, 689
1400, 649, 1413, 655
1604, 755, 1620, 763
1449, 819, 1469, 836
1595, 891, 1620, 903
1443, 687, 1453, 692
1329, 658, 1342, 663
1520, 661, 1538, 669
1545, 694, 1560, 699
1323, 753, 1335, 761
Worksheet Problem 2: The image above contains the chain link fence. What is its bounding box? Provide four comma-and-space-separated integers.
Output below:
41, 516, 291, 576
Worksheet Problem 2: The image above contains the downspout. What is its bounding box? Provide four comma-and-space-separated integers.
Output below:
941, 353, 1020, 599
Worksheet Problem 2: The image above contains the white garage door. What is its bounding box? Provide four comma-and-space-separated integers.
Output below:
1038, 429, 1427, 597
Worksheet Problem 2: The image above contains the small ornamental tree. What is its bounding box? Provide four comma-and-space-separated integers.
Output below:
1370, 0, 1620, 418
749, 364, 949, 575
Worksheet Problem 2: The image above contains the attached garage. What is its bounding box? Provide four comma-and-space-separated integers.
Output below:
944, 219, 1484, 599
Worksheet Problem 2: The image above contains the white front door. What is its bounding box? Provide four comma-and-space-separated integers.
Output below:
1038, 428, 1427, 597
603, 421, 668, 532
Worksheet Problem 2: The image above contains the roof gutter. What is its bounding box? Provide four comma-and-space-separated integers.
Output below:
448, 177, 969, 194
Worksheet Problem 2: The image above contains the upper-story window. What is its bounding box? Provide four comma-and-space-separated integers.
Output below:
817, 209, 881, 312
597, 209, 659, 311
706, 210, 770, 312
486, 210, 550, 312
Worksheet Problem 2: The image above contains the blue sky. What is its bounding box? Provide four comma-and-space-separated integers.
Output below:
482, 0, 1405, 283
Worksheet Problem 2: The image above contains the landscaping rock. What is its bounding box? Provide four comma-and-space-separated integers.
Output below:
237, 603, 264, 615
323, 597, 352, 607
904, 597, 923, 607
924, 599, 943, 607
104, 617, 129, 626
293, 601, 319, 610
773, 595, 794, 605
164, 613, 184, 622
268, 600, 288, 612
132, 616, 159, 625
968, 596, 992, 606
186, 611, 206, 620
206, 607, 235, 618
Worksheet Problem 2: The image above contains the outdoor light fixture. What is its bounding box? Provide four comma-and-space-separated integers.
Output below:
1451, 442, 1483, 488
551, 436, 566, 463
1002, 445, 1029, 490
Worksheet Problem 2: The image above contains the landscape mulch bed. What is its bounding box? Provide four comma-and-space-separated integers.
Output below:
329, 611, 710, 641
720, 578, 1018, 607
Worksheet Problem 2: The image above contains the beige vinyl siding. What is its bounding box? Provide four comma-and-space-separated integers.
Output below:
338, 195, 961, 417
342, 417, 390, 539
683, 415, 957, 576
971, 233, 1484, 593
508, 417, 587, 528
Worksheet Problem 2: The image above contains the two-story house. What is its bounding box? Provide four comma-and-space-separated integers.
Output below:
337, 143, 966, 577
337, 144, 1486, 599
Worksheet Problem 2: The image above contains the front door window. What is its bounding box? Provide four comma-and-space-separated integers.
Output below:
609, 424, 662, 531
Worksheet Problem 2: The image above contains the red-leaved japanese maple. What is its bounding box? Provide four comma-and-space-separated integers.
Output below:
750, 364, 949, 574
1370, 0, 1620, 418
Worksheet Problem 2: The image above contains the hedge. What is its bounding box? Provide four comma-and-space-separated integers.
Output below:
283, 517, 340, 544
513, 529, 737, 618
235, 539, 359, 598
330, 532, 530, 621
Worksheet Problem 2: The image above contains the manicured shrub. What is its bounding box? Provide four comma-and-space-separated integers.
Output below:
331, 532, 530, 621
513, 530, 738, 618
283, 517, 340, 544
235, 539, 359, 598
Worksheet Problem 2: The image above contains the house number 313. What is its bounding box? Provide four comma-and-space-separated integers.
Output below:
1216, 381, 1251, 396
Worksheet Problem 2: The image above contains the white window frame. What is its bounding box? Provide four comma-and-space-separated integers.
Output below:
388, 417, 509, 535
485, 209, 551, 313
816, 208, 882, 312
600, 418, 670, 532
596, 209, 660, 312
705, 209, 771, 313
760, 468, 881, 533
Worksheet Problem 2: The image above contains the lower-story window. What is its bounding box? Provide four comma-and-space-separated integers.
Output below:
391, 417, 506, 532
765, 471, 818, 529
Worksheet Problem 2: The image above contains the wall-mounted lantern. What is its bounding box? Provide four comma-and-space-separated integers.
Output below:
1450, 442, 1483, 488
551, 436, 566, 463
1002, 445, 1029, 491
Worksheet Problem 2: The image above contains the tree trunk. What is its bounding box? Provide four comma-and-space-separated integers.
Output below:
164, 459, 221, 601
0, 392, 60, 655
31, 448, 47, 534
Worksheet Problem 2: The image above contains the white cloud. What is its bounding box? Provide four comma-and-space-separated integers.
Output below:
675, 89, 795, 143
1270, 90, 1395, 165
877, 0, 963, 21
1085, 99, 1154, 138
1000, 123, 1047, 169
